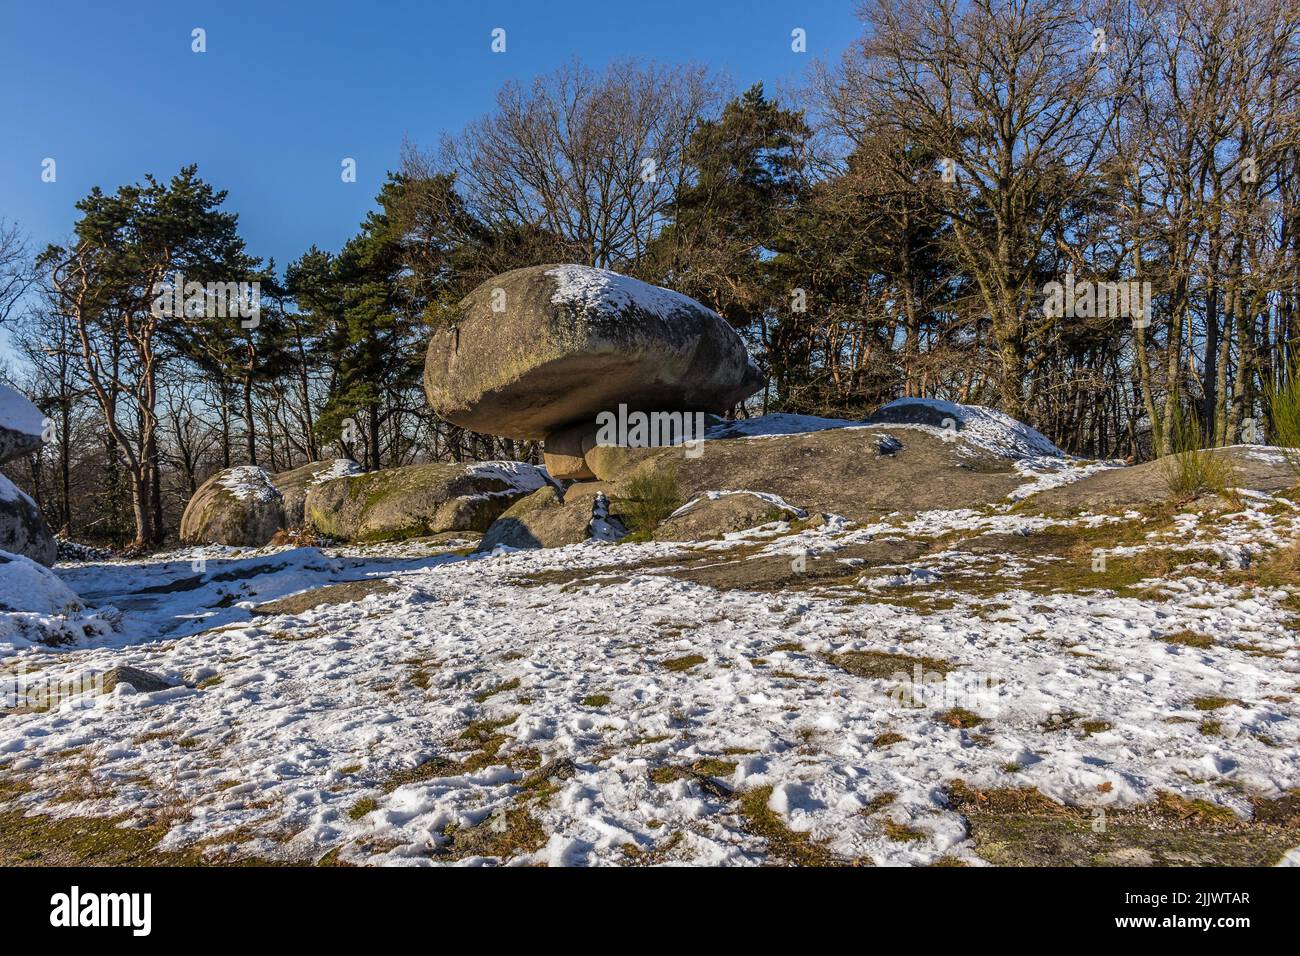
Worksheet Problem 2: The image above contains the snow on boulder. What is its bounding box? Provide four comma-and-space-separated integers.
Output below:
180, 466, 285, 547
422, 264, 765, 443
862, 398, 1064, 459
0, 383, 45, 466
0, 473, 57, 566
654, 491, 805, 542
272, 458, 363, 528
304, 460, 552, 543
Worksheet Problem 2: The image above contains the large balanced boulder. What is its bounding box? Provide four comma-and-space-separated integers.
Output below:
0, 383, 44, 467
0, 474, 57, 566
304, 461, 551, 543
180, 466, 285, 547
423, 264, 765, 445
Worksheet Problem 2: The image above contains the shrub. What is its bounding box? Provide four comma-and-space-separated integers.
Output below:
618, 468, 682, 536
1264, 356, 1300, 478
1159, 404, 1235, 502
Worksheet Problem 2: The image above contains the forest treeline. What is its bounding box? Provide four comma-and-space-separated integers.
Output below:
1, 0, 1298, 548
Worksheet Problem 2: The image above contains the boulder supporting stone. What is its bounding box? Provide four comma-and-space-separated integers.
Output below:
542, 421, 598, 481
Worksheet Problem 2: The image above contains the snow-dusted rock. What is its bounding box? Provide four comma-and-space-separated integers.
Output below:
305, 460, 551, 543
179, 465, 284, 546
101, 665, 173, 694
585, 402, 1075, 524
272, 458, 363, 528
862, 397, 1065, 459
654, 491, 803, 542
0, 473, 57, 566
0, 383, 44, 467
476, 482, 624, 551
423, 264, 765, 443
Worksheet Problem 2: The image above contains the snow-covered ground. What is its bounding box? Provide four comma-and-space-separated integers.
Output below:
1, 487, 1297, 866
1, 406, 1296, 866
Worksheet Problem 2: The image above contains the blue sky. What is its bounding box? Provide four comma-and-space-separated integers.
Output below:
0, 0, 861, 274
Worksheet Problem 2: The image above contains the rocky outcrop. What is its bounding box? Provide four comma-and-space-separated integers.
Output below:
653, 492, 803, 542
586, 424, 1034, 524
476, 482, 625, 551
179, 466, 285, 547
1023, 445, 1296, 516
272, 459, 363, 528
422, 264, 764, 449
303, 461, 551, 543
179, 459, 363, 547
0, 474, 57, 566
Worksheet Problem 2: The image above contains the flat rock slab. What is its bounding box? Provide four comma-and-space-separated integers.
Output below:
588, 427, 1027, 524
1023, 446, 1296, 516
252, 578, 398, 616
423, 264, 764, 441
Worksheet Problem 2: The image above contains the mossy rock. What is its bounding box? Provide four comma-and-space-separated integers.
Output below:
476, 482, 622, 551
304, 461, 547, 543
179, 466, 284, 547
271, 459, 361, 528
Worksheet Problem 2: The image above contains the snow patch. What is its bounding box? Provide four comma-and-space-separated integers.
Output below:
464, 461, 552, 495
873, 398, 1065, 459
547, 264, 721, 322
309, 459, 364, 485
218, 466, 281, 503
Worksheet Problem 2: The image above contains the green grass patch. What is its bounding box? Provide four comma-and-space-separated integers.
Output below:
474, 678, 520, 703
1160, 630, 1214, 649
347, 797, 378, 820
661, 654, 707, 672
616, 469, 683, 535
737, 785, 844, 866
